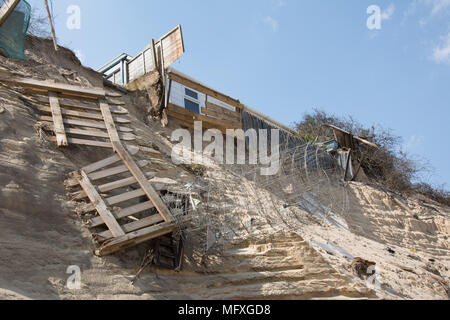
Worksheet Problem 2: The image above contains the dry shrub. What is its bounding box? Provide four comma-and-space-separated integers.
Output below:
293, 109, 449, 206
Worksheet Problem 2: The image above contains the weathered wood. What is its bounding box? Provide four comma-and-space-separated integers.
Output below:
88, 160, 148, 181
82, 145, 139, 174
168, 103, 240, 130
168, 72, 241, 109
64, 128, 136, 141
43, 123, 136, 141
0, 0, 20, 27
95, 222, 177, 256
95, 214, 164, 243
0, 74, 106, 98
65, 149, 141, 187
201, 106, 241, 124
71, 171, 156, 200
49, 136, 112, 149
90, 201, 155, 228
76, 170, 125, 237
44, 0, 58, 52
324, 124, 379, 149
37, 105, 130, 124
39, 115, 133, 133
48, 92, 68, 147
205, 101, 240, 119
33, 95, 128, 114
100, 99, 174, 223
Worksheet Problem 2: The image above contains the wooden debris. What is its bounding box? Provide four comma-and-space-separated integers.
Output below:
75, 170, 125, 238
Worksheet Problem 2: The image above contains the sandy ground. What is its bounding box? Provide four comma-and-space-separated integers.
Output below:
0, 37, 448, 300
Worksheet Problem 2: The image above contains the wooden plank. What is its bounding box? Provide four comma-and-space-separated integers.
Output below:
95, 214, 164, 243
76, 170, 125, 237
201, 106, 241, 124
78, 188, 148, 214
0, 0, 20, 27
65, 146, 141, 188
83, 145, 139, 174
168, 103, 240, 129
39, 115, 133, 133
48, 136, 112, 149
88, 160, 148, 181
36, 105, 130, 124
95, 222, 177, 256
205, 101, 239, 117
48, 92, 68, 147
100, 99, 174, 223
71, 171, 156, 201
65, 128, 136, 141
32, 95, 128, 114
43, 124, 136, 141
90, 201, 155, 228
168, 72, 241, 109
0, 74, 106, 98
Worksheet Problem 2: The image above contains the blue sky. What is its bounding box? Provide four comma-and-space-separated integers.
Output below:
27, 0, 450, 187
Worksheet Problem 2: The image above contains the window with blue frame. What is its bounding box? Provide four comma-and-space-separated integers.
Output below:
184, 98, 200, 114
185, 88, 198, 100
184, 87, 200, 114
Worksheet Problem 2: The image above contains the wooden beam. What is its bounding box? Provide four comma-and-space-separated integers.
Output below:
90, 201, 155, 228
70, 171, 156, 201
88, 160, 148, 181
168, 103, 241, 129
0, 0, 20, 27
49, 137, 112, 149
95, 214, 164, 243
95, 222, 176, 256
63, 128, 136, 141
99, 99, 174, 223
33, 95, 128, 114
201, 106, 241, 124
324, 124, 379, 149
48, 92, 68, 147
82, 145, 139, 174
0, 74, 107, 98
36, 105, 130, 124
76, 170, 125, 238
39, 116, 133, 133
168, 72, 242, 109
44, 0, 58, 52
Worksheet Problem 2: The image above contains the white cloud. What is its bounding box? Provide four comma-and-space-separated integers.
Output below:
429, 0, 450, 14
381, 4, 395, 20
432, 32, 450, 64
263, 16, 279, 32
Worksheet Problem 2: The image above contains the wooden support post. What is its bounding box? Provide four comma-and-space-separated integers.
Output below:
76, 170, 125, 238
44, 0, 58, 52
0, 0, 20, 27
99, 99, 174, 223
48, 91, 68, 147
344, 149, 352, 182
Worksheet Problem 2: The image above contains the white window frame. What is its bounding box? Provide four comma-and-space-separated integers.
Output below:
183, 86, 203, 115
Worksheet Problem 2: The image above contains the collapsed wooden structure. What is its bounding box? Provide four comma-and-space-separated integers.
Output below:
0, 72, 186, 261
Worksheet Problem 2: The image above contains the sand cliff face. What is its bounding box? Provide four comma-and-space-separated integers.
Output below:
0, 37, 448, 300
